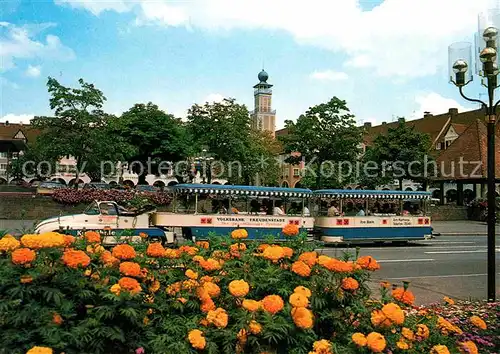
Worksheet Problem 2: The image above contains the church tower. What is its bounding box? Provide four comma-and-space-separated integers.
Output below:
251, 69, 276, 136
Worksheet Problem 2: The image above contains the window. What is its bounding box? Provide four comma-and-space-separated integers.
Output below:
0, 163, 7, 171
445, 140, 451, 148
0, 152, 7, 158
293, 168, 300, 177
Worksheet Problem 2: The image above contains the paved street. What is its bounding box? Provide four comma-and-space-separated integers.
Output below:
318, 235, 500, 305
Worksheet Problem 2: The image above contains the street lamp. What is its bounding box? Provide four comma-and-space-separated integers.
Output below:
448, 9, 499, 302
195, 148, 214, 184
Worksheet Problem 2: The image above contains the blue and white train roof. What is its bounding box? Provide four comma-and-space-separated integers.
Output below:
172, 184, 313, 198
313, 189, 431, 200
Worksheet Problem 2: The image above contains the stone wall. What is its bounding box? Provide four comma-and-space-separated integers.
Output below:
430, 205, 467, 221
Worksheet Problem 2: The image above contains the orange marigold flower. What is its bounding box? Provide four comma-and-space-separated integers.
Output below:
100, 250, 119, 266
177, 297, 188, 304
341, 277, 359, 291
146, 243, 166, 257
352, 333, 367, 347
26, 346, 53, 354
200, 298, 216, 313
11, 247, 36, 265
119, 261, 142, 277
20, 275, 33, 284
416, 324, 430, 339
318, 255, 353, 272
112, 244, 136, 260
437, 316, 463, 335
392, 288, 415, 305
469, 315, 487, 330
289, 292, 309, 308
0, 235, 20, 252
63, 235, 76, 247
282, 223, 299, 237
291, 260, 311, 277
313, 339, 332, 354
84, 231, 101, 243
282, 246, 293, 258
229, 279, 250, 297
61, 249, 90, 269
396, 340, 410, 350
200, 258, 222, 271
118, 277, 141, 295
291, 307, 314, 329
21, 232, 65, 249
458, 341, 478, 354
257, 244, 270, 252
298, 251, 317, 267
229, 243, 247, 257
86, 244, 105, 255
262, 245, 285, 262
200, 275, 214, 283
402, 327, 415, 341
249, 320, 262, 335
206, 307, 229, 328
52, 313, 63, 325
294, 286, 312, 298
443, 296, 455, 305
430, 345, 450, 354
185, 269, 199, 280
231, 229, 248, 239
179, 245, 199, 256
196, 241, 209, 249
164, 248, 180, 258
357, 255, 380, 270
366, 332, 386, 353
242, 299, 261, 312
203, 281, 220, 297
110, 284, 121, 295
149, 279, 161, 293
188, 329, 206, 350
380, 281, 391, 289
261, 295, 284, 315
371, 303, 405, 327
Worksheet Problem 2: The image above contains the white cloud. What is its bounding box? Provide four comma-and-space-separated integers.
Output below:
411, 92, 470, 119
310, 70, 348, 81
54, 0, 495, 78
0, 22, 75, 71
203, 93, 225, 103
25, 65, 41, 77
55, 0, 133, 16
0, 113, 35, 124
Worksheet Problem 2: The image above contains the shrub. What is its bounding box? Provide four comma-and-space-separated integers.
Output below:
0, 230, 497, 353
51, 188, 172, 207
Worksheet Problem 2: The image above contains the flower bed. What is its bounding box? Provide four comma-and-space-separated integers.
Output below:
0, 228, 498, 354
51, 188, 172, 206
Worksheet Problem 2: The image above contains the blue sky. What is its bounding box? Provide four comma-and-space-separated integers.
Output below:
0, 0, 497, 128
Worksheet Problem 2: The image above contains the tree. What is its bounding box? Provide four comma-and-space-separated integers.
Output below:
31, 78, 129, 185
280, 97, 362, 189
359, 120, 434, 190
114, 102, 192, 184
243, 129, 282, 186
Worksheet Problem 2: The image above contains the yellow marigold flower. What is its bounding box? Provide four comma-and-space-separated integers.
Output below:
178, 245, 199, 255
289, 292, 309, 308
203, 282, 220, 297
26, 346, 53, 354
61, 249, 90, 269
185, 269, 199, 280
164, 248, 180, 259
229, 279, 250, 297
430, 345, 450, 354
416, 324, 430, 339
294, 286, 312, 298
392, 288, 415, 305
118, 277, 141, 295
52, 313, 63, 325
291, 260, 311, 277
143, 316, 150, 325
231, 229, 248, 239
371, 303, 405, 327
182, 279, 199, 290
469, 315, 487, 330
261, 295, 284, 315
149, 280, 161, 293
242, 299, 261, 312
396, 339, 410, 350
196, 241, 209, 249
366, 332, 386, 353
119, 261, 142, 277
356, 255, 380, 270
110, 284, 121, 295
282, 223, 299, 237
401, 327, 415, 341
298, 251, 317, 267
0, 235, 20, 252
237, 328, 247, 345
443, 296, 455, 305
207, 308, 228, 328
230, 242, 247, 252
146, 243, 166, 257
437, 316, 463, 335
249, 320, 262, 334
112, 244, 136, 260
84, 231, 101, 243
11, 247, 36, 265
291, 307, 314, 329
341, 277, 359, 291
352, 333, 367, 347
262, 245, 285, 262
21, 233, 65, 249
188, 329, 206, 350
312, 339, 332, 354
458, 341, 478, 354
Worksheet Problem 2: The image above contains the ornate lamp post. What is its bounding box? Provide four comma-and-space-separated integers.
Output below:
448, 10, 499, 302
195, 148, 214, 184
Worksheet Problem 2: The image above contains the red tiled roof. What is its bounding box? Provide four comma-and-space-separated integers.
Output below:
275, 127, 289, 136
0, 123, 41, 144
450, 123, 469, 135
435, 119, 500, 180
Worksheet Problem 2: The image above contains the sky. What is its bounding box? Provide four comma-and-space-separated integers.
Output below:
1, 0, 499, 128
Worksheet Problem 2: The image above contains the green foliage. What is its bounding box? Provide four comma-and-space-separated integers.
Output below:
280, 97, 362, 189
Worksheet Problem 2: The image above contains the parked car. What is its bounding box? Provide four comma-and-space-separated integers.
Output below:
36, 181, 65, 195
83, 182, 110, 190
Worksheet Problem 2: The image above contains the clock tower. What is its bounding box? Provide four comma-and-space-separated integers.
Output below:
251, 69, 276, 136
